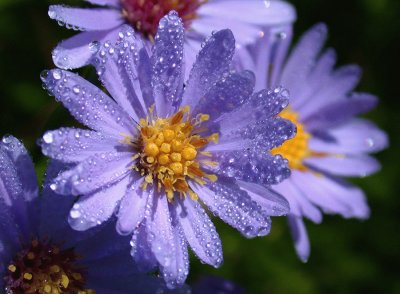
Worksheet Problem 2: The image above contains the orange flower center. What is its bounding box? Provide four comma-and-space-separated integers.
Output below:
127, 106, 218, 201
272, 109, 312, 171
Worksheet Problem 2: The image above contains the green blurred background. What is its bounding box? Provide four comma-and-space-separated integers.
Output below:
0, 0, 398, 293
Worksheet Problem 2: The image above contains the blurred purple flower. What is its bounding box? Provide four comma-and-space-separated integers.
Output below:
40, 12, 295, 288
48, 0, 295, 69
193, 276, 247, 294
0, 135, 187, 293
237, 23, 388, 261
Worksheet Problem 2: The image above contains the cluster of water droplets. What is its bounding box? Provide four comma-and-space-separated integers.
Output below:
41, 127, 116, 163
48, 5, 85, 31
176, 199, 223, 267
194, 70, 254, 120
194, 178, 272, 238
151, 11, 185, 110
40, 68, 133, 135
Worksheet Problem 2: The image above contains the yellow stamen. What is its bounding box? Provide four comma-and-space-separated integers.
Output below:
131, 106, 218, 201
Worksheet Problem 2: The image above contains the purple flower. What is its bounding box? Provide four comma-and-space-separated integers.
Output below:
48, 0, 295, 70
237, 23, 388, 261
40, 12, 295, 288
0, 135, 186, 293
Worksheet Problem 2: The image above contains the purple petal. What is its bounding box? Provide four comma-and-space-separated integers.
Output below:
212, 150, 290, 187
175, 198, 223, 267
304, 93, 378, 130
280, 23, 328, 102
130, 223, 158, 273
237, 181, 290, 216
0, 147, 33, 238
52, 29, 119, 69
299, 65, 362, 117
305, 155, 380, 177
146, 196, 188, 288
217, 87, 290, 135
216, 116, 295, 152
310, 119, 388, 154
0, 201, 23, 263
183, 29, 235, 110
288, 214, 310, 262
85, 0, 120, 6
193, 276, 247, 294
52, 151, 132, 195
197, 0, 296, 26
68, 175, 131, 231
117, 178, 149, 235
273, 179, 322, 224
290, 171, 370, 219
0, 135, 38, 202
48, 5, 123, 31
91, 25, 152, 121
191, 177, 272, 238
41, 69, 136, 136
75, 219, 131, 262
193, 70, 255, 121
40, 128, 120, 163
152, 12, 185, 117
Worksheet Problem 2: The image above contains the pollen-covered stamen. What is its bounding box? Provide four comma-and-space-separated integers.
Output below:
121, 0, 208, 39
5, 239, 94, 294
133, 106, 218, 201
272, 108, 324, 171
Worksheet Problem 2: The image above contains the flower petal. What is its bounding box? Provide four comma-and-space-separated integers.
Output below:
197, 0, 296, 26
237, 181, 289, 216
146, 196, 189, 288
290, 171, 370, 219
280, 23, 328, 102
212, 150, 290, 187
68, 175, 131, 231
305, 154, 380, 177
191, 176, 272, 238
48, 5, 123, 31
183, 29, 235, 110
130, 222, 158, 273
117, 178, 150, 235
85, 0, 120, 6
152, 12, 185, 117
0, 135, 38, 202
193, 70, 255, 120
303, 93, 378, 130
274, 178, 322, 223
52, 151, 132, 195
310, 119, 388, 154
175, 198, 223, 267
52, 29, 119, 69
40, 128, 120, 163
41, 69, 136, 136
288, 214, 310, 262
91, 25, 152, 121
299, 65, 362, 117
217, 87, 290, 135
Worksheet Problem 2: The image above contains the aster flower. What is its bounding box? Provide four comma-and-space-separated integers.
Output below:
237, 23, 388, 261
48, 0, 295, 70
40, 12, 295, 288
0, 135, 187, 293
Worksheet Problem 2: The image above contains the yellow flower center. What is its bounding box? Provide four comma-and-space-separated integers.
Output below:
130, 106, 218, 201
271, 109, 312, 171
5, 239, 94, 294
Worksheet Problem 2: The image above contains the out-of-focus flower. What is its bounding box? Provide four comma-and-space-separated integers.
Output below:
193, 276, 247, 294
40, 12, 295, 288
0, 135, 186, 293
237, 23, 388, 261
48, 0, 295, 69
